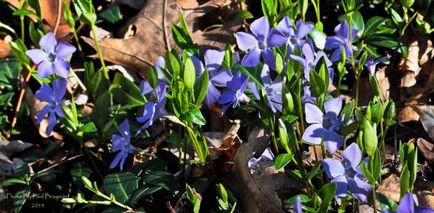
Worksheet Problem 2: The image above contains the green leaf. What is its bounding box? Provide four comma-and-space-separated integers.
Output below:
309, 27, 327, 50
112, 73, 145, 108
80, 122, 97, 133
99, 4, 123, 23
278, 119, 292, 154
103, 172, 139, 204
1, 178, 27, 187
274, 153, 293, 170
360, 161, 375, 184
13, 188, 30, 213
183, 54, 196, 90
400, 164, 410, 198
364, 16, 388, 36
71, 166, 93, 186
129, 186, 162, 206
310, 66, 326, 97
369, 75, 381, 97
363, 120, 378, 157
318, 183, 336, 213
216, 183, 229, 204
147, 66, 159, 89
366, 35, 400, 49
166, 50, 181, 79
186, 128, 209, 163
194, 70, 209, 105
186, 184, 201, 213
0, 57, 20, 89
183, 108, 206, 126
308, 162, 321, 180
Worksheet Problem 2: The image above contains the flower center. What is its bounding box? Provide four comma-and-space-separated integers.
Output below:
290, 36, 299, 44
259, 40, 267, 49
48, 53, 56, 62
323, 113, 342, 132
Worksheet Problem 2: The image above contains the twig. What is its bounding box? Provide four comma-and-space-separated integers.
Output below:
53, 0, 63, 36
163, 0, 170, 50
9, 71, 32, 137
34, 154, 84, 176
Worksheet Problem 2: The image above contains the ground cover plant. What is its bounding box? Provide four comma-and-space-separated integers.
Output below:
2, 0, 434, 212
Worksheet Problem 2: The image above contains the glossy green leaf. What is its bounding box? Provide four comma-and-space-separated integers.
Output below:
194, 70, 209, 105
103, 172, 139, 204
274, 153, 293, 170
99, 4, 123, 23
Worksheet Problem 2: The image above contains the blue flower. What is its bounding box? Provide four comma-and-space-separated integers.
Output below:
235, 16, 286, 68
325, 21, 358, 62
218, 72, 250, 112
203, 49, 233, 108
290, 43, 333, 81
322, 143, 371, 202
365, 56, 388, 75
110, 119, 136, 171
302, 97, 344, 154
136, 82, 167, 132
382, 192, 434, 213
26, 32, 76, 79
272, 16, 314, 53
35, 79, 67, 135
248, 147, 274, 172
261, 64, 283, 112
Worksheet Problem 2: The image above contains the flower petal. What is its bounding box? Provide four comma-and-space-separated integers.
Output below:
211, 68, 232, 87
250, 16, 270, 41
301, 43, 315, 63
35, 83, 55, 103
324, 96, 343, 116
111, 134, 124, 152
262, 48, 275, 70
39, 32, 57, 53
46, 111, 57, 135
55, 42, 76, 59
322, 158, 345, 178
277, 16, 294, 36
335, 21, 349, 40
205, 49, 225, 73
52, 79, 67, 101
331, 175, 349, 197
323, 130, 344, 154
37, 60, 54, 79
296, 21, 314, 38
205, 83, 221, 108
109, 151, 123, 169
241, 48, 261, 67
53, 60, 70, 78
118, 119, 130, 139
140, 80, 153, 95
348, 176, 371, 202
294, 196, 303, 213
35, 106, 51, 124
26, 49, 47, 64
342, 143, 362, 170
302, 124, 324, 145
305, 103, 324, 124
235, 32, 258, 51
268, 29, 287, 47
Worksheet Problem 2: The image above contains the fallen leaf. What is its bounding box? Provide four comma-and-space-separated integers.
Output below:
39, 0, 71, 39
414, 105, 434, 141
417, 138, 434, 162
377, 173, 401, 202
0, 40, 10, 58
83, 0, 243, 73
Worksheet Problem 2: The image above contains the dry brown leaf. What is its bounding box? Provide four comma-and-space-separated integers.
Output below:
83, 0, 243, 73
414, 105, 434, 141
377, 173, 401, 202
415, 180, 434, 209
417, 138, 434, 162
39, 0, 71, 39
0, 40, 10, 58
5, 0, 38, 22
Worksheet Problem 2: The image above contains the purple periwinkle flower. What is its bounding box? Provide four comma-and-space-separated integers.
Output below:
322, 143, 371, 202
248, 147, 274, 172
218, 72, 250, 112
365, 56, 388, 75
110, 119, 136, 171
235, 16, 286, 69
294, 196, 303, 213
203, 49, 233, 108
325, 21, 358, 62
261, 64, 283, 112
302, 97, 344, 154
301, 86, 316, 104
26, 32, 76, 79
35, 79, 67, 135
290, 43, 333, 80
382, 192, 434, 213
273, 16, 314, 53
136, 82, 167, 132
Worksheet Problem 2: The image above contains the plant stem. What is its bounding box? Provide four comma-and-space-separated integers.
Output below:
91, 24, 108, 79
20, 16, 25, 42
268, 116, 279, 153
72, 28, 83, 52
96, 191, 133, 211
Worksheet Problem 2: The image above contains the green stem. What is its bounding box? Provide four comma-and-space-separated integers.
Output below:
268, 116, 279, 153
370, 159, 378, 213
72, 28, 82, 52
20, 16, 25, 42
91, 24, 108, 79
95, 191, 133, 211
297, 85, 305, 133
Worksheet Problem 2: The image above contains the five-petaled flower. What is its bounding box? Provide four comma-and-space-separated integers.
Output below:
26, 32, 76, 79
325, 21, 358, 62
218, 72, 250, 112
322, 143, 371, 202
203, 49, 233, 108
382, 192, 434, 213
290, 43, 333, 81
136, 81, 167, 132
110, 119, 136, 171
302, 96, 344, 154
235, 16, 286, 69
35, 79, 67, 135
261, 64, 283, 112
273, 16, 314, 54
